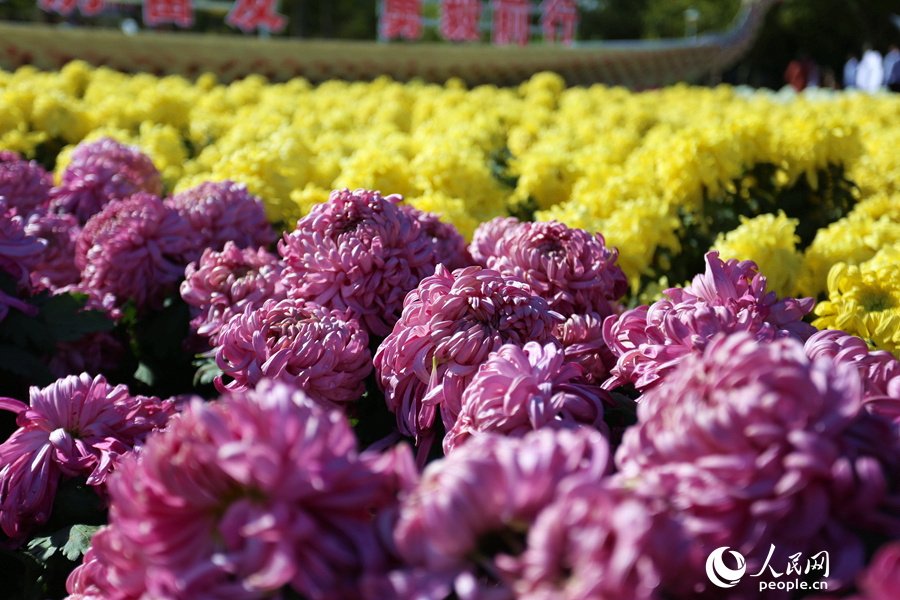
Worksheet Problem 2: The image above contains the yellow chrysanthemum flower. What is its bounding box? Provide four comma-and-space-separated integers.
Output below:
814, 247, 900, 357
711, 211, 803, 297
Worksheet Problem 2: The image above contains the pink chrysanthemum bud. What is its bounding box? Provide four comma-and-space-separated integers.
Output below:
603, 251, 816, 392
66, 380, 416, 600
445, 341, 613, 453
400, 204, 472, 271
469, 215, 520, 267
487, 220, 628, 317
375, 265, 563, 451
76, 192, 189, 312
392, 428, 610, 597
165, 180, 276, 265
615, 332, 900, 594
0, 150, 53, 214
25, 210, 81, 291
279, 188, 438, 338
49, 138, 162, 223
0, 373, 174, 538
214, 298, 372, 408
180, 241, 286, 346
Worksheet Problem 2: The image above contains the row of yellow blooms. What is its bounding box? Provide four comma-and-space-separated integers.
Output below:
2, 62, 899, 357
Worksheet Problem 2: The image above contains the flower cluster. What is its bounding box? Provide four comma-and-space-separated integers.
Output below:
375, 265, 562, 451
603, 251, 816, 391
615, 332, 900, 594
66, 380, 415, 600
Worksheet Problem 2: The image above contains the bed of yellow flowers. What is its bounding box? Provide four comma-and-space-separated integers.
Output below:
3, 61, 900, 358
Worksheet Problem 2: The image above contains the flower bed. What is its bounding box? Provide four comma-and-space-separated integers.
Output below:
1, 63, 899, 599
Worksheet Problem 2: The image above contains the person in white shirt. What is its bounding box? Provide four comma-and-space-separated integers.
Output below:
857, 48, 884, 93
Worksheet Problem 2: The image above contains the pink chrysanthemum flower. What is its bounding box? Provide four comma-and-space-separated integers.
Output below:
0, 150, 53, 214
76, 192, 189, 312
804, 329, 900, 400
66, 380, 416, 600
0, 373, 174, 538
852, 541, 900, 600
603, 251, 816, 392
180, 242, 287, 346
487, 220, 628, 318
49, 138, 162, 223
400, 204, 472, 271
515, 483, 680, 600
1, 199, 46, 288
554, 311, 617, 385
615, 332, 900, 594
215, 298, 372, 408
166, 180, 276, 265
392, 428, 609, 598
375, 265, 562, 451
279, 188, 438, 337
469, 216, 520, 267
444, 341, 613, 453
25, 210, 81, 291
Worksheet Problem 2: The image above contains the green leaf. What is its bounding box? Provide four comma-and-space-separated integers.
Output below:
134, 362, 156, 387
0, 308, 54, 352
193, 355, 222, 387
61, 524, 100, 562
39, 293, 114, 343
0, 343, 54, 385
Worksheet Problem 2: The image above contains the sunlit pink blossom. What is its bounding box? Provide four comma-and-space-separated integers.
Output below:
0, 150, 52, 214
49, 138, 162, 223
215, 298, 372, 408
444, 341, 612, 452
393, 428, 610, 596
375, 265, 562, 452
166, 180, 276, 265
180, 242, 286, 346
553, 311, 617, 385
400, 204, 472, 270
615, 332, 900, 594
25, 210, 81, 291
603, 251, 816, 392
279, 188, 438, 337
66, 380, 416, 600
469, 216, 520, 267
515, 483, 679, 600
76, 192, 189, 312
487, 220, 628, 317
0, 373, 174, 538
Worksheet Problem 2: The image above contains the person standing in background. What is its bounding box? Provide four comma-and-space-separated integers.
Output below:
884, 44, 900, 92
843, 52, 859, 89
856, 46, 884, 93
